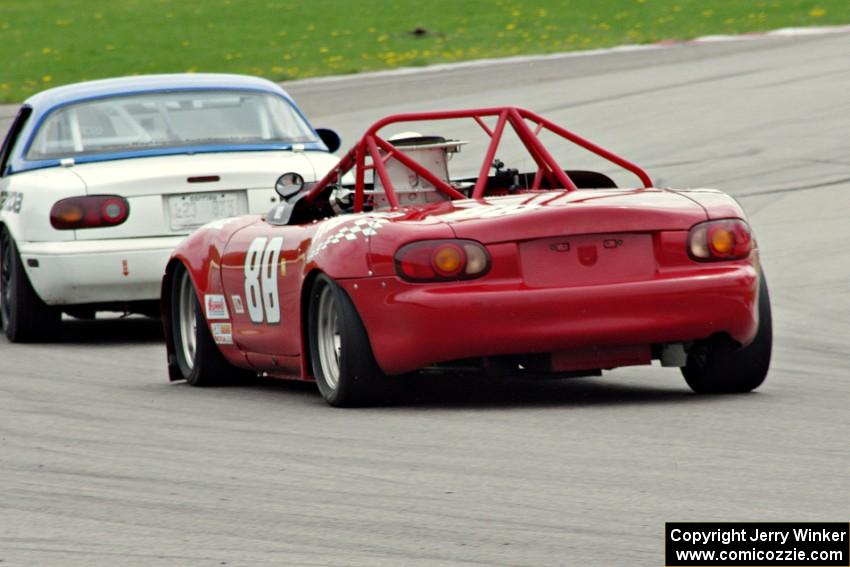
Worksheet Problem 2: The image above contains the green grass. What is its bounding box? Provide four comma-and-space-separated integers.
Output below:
1, 0, 848, 102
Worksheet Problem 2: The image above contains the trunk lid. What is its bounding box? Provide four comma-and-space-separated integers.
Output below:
421, 189, 707, 243
67, 151, 337, 240
417, 189, 708, 288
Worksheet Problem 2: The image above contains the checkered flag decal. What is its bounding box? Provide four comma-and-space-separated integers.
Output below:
309, 217, 391, 259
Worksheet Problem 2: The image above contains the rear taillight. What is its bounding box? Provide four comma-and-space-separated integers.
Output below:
395, 239, 491, 282
50, 195, 130, 230
688, 219, 752, 261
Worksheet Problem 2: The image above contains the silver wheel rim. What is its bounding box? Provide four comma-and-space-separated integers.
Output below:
316, 285, 341, 390
178, 271, 198, 370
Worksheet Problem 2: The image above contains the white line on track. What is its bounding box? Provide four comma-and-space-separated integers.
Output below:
283, 24, 850, 87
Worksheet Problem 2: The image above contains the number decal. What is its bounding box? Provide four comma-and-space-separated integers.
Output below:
244, 236, 283, 324
0, 191, 23, 213
244, 237, 265, 322
261, 237, 283, 324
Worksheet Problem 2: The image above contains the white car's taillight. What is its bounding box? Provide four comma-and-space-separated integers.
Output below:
50, 195, 130, 230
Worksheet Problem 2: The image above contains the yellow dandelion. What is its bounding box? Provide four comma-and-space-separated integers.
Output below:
810, 7, 826, 17
319, 46, 329, 53
702, 10, 714, 17
42, 47, 52, 54
43, 75, 53, 83
505, 23, 516, 30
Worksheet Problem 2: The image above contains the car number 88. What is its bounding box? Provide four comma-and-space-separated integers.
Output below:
244, 236, 283, 324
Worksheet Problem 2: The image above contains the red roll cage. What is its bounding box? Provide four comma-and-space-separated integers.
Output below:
306, 107, 653, 213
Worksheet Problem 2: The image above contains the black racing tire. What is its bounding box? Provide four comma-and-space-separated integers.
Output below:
308, 274, 388, 407
170, 264, 247, 386
0, 226, 61, 342
682, 272, 772, 394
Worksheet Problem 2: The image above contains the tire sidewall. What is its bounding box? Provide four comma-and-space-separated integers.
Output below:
1, 228, 25, 340
309, 275, 344, 404
0, 228, 15, 336
308, 274, 385, 406
170, 264, 241, 386
170, 266, 201, 383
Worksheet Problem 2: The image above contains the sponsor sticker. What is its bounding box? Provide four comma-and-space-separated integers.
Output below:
205, 294, 230, 320
231, 295, 245, 314
210, 322, 233, 345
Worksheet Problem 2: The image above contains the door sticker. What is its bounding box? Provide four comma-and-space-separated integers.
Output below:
211, 322, 233, 344
205, 294, 230, 320
231, 295, 245, 314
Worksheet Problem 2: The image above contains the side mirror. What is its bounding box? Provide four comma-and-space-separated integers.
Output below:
275, 172, 304, 200
316, 128, 341, 153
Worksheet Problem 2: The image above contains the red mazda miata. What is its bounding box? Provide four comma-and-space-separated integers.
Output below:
161, 107, 771, 406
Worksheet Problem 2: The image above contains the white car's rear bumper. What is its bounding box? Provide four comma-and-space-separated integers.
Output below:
19, 236, 185, 306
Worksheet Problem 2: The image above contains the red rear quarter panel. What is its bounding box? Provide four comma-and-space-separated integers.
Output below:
670, 188, 749, 221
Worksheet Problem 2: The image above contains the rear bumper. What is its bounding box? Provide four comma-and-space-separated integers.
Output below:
341, 265, 760, 375
19, 236, 185, 305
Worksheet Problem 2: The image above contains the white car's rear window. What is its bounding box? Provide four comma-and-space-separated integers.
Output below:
26, 90, 317, 159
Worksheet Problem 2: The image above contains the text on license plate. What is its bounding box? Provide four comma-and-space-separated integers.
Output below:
168, 191, 248, 230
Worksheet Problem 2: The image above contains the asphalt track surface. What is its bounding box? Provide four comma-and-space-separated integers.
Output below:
2, 33, 850, 566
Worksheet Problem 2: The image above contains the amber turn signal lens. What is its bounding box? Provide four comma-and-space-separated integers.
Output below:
57, 205, 84, 224
432, 245, 464, 277
709, 228, 734, 255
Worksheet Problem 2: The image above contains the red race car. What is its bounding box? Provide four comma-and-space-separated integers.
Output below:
161, 107, 771, 406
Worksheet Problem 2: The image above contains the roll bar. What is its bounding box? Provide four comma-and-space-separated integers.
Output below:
305, 107, 652, 212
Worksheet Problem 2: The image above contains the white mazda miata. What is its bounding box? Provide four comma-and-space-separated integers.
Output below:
0, 74, 340, 341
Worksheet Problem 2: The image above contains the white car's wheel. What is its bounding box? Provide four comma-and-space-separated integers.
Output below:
0, 227, 60, 342
170, 265, 248, 386
308, 274, 388, 407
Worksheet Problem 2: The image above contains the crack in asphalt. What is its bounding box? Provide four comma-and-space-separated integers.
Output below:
737, 176, 850, 198
538, 68, 767, 114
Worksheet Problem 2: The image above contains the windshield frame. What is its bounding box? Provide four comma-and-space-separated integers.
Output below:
14, 87, 327, 173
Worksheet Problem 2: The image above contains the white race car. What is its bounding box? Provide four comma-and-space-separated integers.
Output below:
0, 73, 340, 342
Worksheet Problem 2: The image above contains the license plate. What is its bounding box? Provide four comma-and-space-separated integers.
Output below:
168, 191, 247, 231
520, 233, 655, 288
